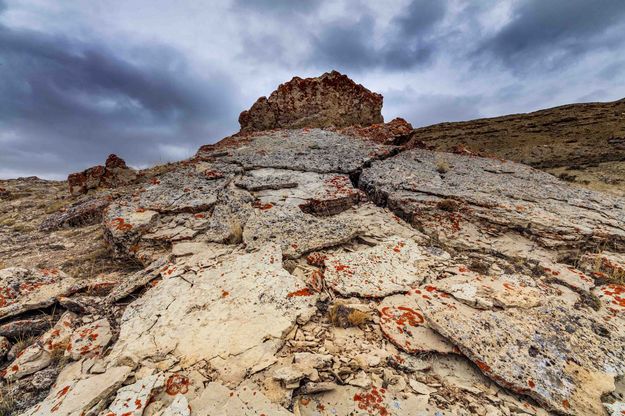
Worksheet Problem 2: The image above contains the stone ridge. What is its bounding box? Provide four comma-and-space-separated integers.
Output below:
238, 70, 384, 132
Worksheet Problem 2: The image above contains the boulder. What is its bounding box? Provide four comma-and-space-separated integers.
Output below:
239, 70, 383, 132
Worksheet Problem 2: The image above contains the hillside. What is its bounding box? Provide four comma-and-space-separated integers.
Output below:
0, 72, 624, 416
409, 99, 625, 195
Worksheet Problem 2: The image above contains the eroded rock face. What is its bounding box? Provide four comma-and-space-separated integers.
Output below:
67, 154, 136, 195
239, 71, 383, 132
108, 244, 317, 384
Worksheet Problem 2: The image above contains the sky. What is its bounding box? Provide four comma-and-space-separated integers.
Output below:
1, 0, 625, 179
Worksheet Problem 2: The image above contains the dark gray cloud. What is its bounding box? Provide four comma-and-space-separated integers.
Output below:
232, 0, 321, 15
307, 0, 446, 71
0, 13, 238, 178
478, 0, 625, 69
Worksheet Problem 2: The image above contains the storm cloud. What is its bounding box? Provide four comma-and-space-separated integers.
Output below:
1, 0, 624, 178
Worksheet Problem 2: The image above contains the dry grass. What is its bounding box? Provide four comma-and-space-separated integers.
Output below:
43, 200, 68, 215
435, 159, 450, 174
328, 304, 370, 328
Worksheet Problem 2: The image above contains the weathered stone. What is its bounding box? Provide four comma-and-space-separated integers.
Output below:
139, 168, 228, 213
65, 318, 112, 360
580, 251, 625, 283
104, 256, 171, 303
105, 373, 165, 416
0, 267, 81, 319
156, 394, 191, 416
418, 291, 625, 415
243, 206, 358, 259
296, 385, 449, 416
239, 71, 383, 132
108, 244, 316, 385
237, 169, 361, 215
19, 363, 132, 416
40, 197, 110, 231
337, 117, 414, 145
189, 381, 293, 415
0, 316, 53, 338
378, 290, 455, 354
3, 312, 75, 380
103, 200, 159, 258
360, 149, 625, 253
198, 128, 395, 174
67, 154, 135, 195
324, 237, 444, 297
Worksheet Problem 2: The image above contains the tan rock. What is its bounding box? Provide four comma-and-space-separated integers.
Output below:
0, 267, 81, 319
107, 244, 316, 386
65, 318, 112, 360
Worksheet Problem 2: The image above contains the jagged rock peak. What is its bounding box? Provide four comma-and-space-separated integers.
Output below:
238, 70, 384, 132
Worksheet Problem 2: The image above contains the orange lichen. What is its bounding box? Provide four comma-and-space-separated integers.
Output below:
287, 288, 313, 297
165, 374, 190, 395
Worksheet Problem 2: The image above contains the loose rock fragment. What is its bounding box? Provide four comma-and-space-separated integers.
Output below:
419, 292, 625, 415
19, 364, 132, 416
243, 207, 358, 258
0, 267, 81, 319
65, 318, 112, 360
378, 291, 455, 354
105, 373, 165, 416
324, 237, 440, 297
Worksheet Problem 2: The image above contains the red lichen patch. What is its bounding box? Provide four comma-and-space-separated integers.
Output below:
287, 288, 314, 298
252, 200, 273, 210
601, 284, 625, 308
562, 400, 570, 410
165, 374, 190, 395
353, 386, 389, 416
333, 263, 351, 273
110, 217, 133, 232
150, 177, 161, 185
308, 270, 324, 292
528, 379, 536, 389
306, 252, 327, 266
194, 213, 205, 219
204, 170, 224, 180
221, 289, 230, 298
56, 385, 71, 398
135, 207, 146, 213
475, 360, 491, 373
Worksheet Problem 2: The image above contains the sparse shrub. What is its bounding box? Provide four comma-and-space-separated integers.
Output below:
328, 303, 370, 328
437, 199, 459, 212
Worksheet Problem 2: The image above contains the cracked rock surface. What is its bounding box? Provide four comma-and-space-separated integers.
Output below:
2, 73, 625, 416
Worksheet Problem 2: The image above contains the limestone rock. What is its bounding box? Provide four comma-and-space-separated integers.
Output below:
378, 290, 455, 354
105, 373, 165, 416
198, 128, 395, 174
239, 71, 383, 132
243, 206, 358, 259
107, 244, 316, 385
190, 382, 293, 415
324, 237, 441, 297
337, 117, 414, 145
65, 318, 112, 360
19, 363, 132, 416
0, 267, 81, 319
419, 291, 625, 415
360, 149, 625, 253
40, 197, 110, 231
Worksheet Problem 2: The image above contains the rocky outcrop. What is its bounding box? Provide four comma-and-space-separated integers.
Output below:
3, 74, 625, 416
238, 71, 383, 132
67, 154, 136, 195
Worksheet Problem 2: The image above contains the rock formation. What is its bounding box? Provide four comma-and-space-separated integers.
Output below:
1, 73, 625, 416
67, 154, 136, 195
239, 70, 384, 132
